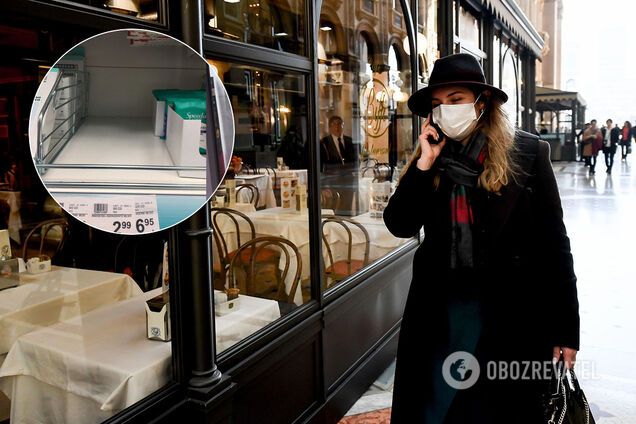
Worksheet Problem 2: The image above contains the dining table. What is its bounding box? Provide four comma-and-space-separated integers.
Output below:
0, 288, 280, 424
0, 266, 142, 355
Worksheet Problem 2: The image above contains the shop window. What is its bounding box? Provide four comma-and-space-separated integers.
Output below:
317, 0, 412, 293
493, 34, 502, 88
502, 46, 520, 127
415, 0, 439, 85
454, 3, 483, 60
208, 59, 312, 354
0, 27, 186, 424
203, 0, 306, 56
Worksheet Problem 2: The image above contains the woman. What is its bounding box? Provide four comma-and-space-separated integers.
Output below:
620, 121, 632, 160
383, 54, 580, 423
583, 121, 602, 175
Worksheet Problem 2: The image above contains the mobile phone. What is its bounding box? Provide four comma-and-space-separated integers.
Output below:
428, 122, 444, 144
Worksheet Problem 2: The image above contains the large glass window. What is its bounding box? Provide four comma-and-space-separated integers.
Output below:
0, 24, 173, 424
502, 46, 520, 126
204, 0, 306, 56
208, 59, 311, 354
493, 33, 502, 88
318, 0, 412, 292
416, 0, 439, 84
453, 3, 483, 60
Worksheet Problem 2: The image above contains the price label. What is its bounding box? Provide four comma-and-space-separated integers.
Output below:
57, 195, 160, 234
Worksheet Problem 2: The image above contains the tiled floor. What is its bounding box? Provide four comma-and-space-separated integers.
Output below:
342, 158, 636, 423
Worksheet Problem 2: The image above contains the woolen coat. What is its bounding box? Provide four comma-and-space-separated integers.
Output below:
383, 132, 580, 424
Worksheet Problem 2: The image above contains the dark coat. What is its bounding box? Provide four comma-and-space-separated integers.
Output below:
383, 133, 579, 423
319, 134, 357, 166
604, 126, 620, 154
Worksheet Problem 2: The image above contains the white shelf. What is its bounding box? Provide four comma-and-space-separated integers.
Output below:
41, 117, 206, 196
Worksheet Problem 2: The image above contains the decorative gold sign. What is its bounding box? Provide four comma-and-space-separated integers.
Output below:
360, 78, 391, 139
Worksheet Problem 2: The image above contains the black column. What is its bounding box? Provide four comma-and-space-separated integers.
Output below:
177, 0, 223, 392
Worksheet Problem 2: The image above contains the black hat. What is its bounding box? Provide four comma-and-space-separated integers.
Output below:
408, 53, 508, 117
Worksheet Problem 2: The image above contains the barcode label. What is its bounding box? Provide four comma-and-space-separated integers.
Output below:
94, 203, 108, 214
56, 196, 160, 234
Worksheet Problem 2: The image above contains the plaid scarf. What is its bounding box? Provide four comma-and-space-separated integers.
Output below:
436, 132, 487, 269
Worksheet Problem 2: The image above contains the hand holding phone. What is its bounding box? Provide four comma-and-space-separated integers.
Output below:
417, 114, 446, 171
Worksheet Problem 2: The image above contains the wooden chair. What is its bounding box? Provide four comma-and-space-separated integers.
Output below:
21, 218, 69, 261
236, 183, 260, 207
321, 216, 370, 288
227, 236, 301, 306
320, 187, 341, 211
211, 208, 278, 290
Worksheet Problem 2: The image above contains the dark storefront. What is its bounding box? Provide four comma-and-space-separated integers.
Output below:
0, 1, 543, 423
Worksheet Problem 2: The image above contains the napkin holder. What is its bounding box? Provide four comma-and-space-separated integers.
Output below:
146, 291, 171, 341
0, 258, 19, 291
26, 256, 52, 274
215, 288, 240, 316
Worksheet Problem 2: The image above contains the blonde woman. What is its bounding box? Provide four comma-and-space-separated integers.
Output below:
383, 54, 580, 423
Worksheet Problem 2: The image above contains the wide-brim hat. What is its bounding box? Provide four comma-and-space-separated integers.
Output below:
408, 53, 508, 117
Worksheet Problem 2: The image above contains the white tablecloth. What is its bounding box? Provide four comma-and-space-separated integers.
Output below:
0, 191, 21, 243
0, 266, 142, 355
0, 288, 280, 424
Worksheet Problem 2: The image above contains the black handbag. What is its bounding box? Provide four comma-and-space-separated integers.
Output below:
543, 359, 595, 424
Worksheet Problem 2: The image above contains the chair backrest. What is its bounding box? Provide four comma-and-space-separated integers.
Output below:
22, 218, 69, 261
236, 183, 260, 207
321, 216, 370, 275
211, 207, 256, 262
320, 187, 341, 211
227, 236, 301, 304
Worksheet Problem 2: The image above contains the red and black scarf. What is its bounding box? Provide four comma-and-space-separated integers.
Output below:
436, 132, 487, 269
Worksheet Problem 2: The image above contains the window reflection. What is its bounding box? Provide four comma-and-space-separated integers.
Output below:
60, 0, 161, 21
204, 0, 306, 56
318, 0, 412, 291
209, 60, 311, 353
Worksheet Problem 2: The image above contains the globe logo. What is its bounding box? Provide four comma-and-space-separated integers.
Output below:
442, 351, 480, 389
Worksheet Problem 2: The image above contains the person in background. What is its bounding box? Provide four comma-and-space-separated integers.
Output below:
602, 119, 619, 174
384, 53, 579, 423
583, 119, 602, 176
319, 116, 357, 169
277, 125, 306, 169
577, 123, 591, 164
622, 121, 633, 160
2, 160, 17, 191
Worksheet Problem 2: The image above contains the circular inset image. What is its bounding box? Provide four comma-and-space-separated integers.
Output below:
29, 29, 234, 234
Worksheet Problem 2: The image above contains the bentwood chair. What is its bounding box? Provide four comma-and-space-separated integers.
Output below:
321, 216, 370, 289
236, 183, 260, 208
211, 208, 279, 290
21, 218, 69, 262
320, 187, 341, 212
227, 236, 301, 308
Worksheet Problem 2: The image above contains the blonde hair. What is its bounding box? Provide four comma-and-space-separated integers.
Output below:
400, 98, 519, 194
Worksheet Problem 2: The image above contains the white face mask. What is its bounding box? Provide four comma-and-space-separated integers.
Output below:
432, 95, 484, 141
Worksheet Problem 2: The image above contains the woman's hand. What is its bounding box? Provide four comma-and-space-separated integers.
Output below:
416, 114, 447, 171
553, 346, 578, 369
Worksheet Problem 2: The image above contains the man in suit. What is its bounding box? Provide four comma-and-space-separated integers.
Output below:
319, 116, 357, 168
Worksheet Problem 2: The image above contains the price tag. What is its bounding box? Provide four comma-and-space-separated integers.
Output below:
57, 195, 160, 234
